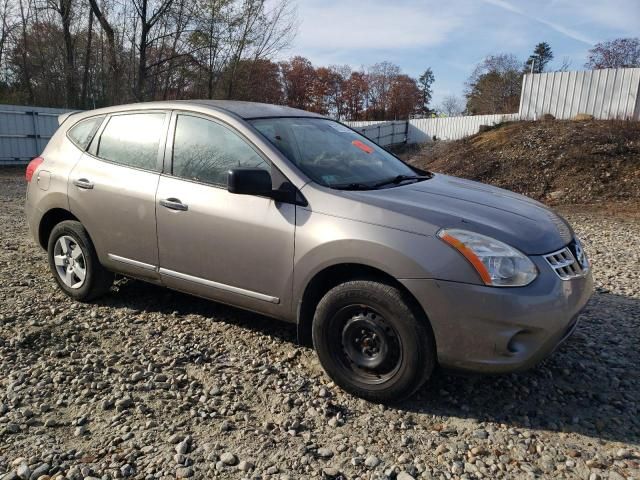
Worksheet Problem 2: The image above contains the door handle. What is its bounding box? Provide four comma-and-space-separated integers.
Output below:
73, 178, 94, 189
160, 198, 188, 211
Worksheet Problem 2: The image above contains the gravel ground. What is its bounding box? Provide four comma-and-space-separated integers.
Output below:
1, 169, 639, 480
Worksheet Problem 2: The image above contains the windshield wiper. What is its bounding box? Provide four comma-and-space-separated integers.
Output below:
373, 174, 432, 188
331, 182, 374, 191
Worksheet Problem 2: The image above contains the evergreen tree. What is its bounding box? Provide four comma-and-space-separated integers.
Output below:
525, 42, 553, 74
417, 68, 435, 115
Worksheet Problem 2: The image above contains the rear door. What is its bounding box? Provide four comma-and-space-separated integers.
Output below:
155, 112, 295, 317
68, 110, 169, 280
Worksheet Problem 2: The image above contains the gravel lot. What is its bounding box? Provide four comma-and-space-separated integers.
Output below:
1, 169, 639, 480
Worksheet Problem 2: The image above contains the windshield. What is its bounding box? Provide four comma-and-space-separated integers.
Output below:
249, 117, 423, 189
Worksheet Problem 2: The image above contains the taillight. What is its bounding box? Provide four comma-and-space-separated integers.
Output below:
26, 156, 44, 182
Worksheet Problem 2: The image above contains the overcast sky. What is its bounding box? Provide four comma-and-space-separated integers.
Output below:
283, 0, 639, 106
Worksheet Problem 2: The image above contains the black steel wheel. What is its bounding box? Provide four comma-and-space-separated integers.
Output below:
312, 280, 435, 402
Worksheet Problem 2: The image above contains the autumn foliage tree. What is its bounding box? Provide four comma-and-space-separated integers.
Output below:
585, 37, 640, 69
465, 54, 522, 115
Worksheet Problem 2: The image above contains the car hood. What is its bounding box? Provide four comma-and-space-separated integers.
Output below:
316, 174, 574, 255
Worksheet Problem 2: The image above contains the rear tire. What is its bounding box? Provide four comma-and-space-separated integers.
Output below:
47, 220, 113, 302
312, 280, 435, 402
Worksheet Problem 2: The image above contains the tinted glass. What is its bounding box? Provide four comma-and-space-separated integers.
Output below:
250, 118, 415, 188
68, 116, 104, 150
172, 115, 269, 186
97, 113, 165, 170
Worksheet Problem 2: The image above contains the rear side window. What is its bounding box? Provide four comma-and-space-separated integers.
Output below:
172, 114, 269, 186
67, 116, 104, 150
97, 113, 165, 171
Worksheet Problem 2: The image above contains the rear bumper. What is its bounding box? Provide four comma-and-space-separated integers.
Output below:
400, 261, 593, 373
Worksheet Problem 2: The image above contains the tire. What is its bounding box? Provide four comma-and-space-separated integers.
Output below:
312, 280, 436, 403
47, 220, 113, 302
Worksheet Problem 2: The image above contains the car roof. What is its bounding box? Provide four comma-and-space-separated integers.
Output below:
63, 100, 325, 124
178, 100, 324, 119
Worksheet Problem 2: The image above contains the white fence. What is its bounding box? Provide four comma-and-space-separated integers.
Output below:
347, 120, 407, 146
519, 68, 640, 120
407, 114, 519, 143
345, 67, 640, 144
0, 104, 73, 165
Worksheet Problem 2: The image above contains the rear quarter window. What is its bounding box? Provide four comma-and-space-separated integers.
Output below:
67, 116, 104, 150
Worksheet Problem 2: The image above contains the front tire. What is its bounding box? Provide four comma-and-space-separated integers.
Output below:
47, 220, 113, 302
312, 280, 435, 402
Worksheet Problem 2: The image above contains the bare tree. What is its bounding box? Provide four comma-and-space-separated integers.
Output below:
87, 0, 120, 102
557, 56, 571, 72
438, 95, 465, 116
585, 37, 640, 69
46, 0, 77, 107
0, 0, 15, 79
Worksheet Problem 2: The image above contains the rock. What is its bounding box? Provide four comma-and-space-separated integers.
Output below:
220, 452, 237, 466
435, 444, 448, 455
397, 473, 416, 480
364, 455, 380, 468
175, 439, 190, 455
5, 423, 20, 434
317, 448, 334, 459
29, 463, 50, 480
614, 448, 630, 459
322, 466, 340, 478
120, 464, 135, 477
237, 460, 253, 472
115, 397, 133, 411
16, 465, 31, 480
175, 467, 193, 478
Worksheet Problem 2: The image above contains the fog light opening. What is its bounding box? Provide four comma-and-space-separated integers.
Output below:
506, 330, 531, 355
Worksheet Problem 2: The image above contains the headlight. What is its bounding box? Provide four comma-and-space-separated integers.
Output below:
437, 228, 538, 287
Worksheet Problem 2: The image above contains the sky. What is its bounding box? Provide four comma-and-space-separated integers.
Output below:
282, 0, 640, 106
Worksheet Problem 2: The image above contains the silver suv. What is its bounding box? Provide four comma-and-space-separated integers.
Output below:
25, 101, 593, 402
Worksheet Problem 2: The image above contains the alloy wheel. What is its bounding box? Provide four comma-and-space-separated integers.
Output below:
53, 235, 87, 289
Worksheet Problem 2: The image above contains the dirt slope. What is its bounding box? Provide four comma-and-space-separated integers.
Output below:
401, 120, 640, 206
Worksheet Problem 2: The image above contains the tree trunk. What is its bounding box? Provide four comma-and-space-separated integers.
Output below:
18, 0, 34, 103
136, 21, 149, 101
59, 0, 76, 107
88, 0, 120, 104
80, 9, 94, 108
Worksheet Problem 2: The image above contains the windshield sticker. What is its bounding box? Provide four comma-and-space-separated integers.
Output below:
328, 123, 352, 133
352, 140, 374, 154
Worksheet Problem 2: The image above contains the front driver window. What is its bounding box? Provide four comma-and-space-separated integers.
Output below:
172, 115, 269, 186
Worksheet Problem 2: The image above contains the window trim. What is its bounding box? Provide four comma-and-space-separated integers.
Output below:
164, 110, 273, 189
65, 115, 105, 151
88, 109, 171, 174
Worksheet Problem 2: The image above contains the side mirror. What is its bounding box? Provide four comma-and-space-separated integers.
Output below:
227, 168, 272, 196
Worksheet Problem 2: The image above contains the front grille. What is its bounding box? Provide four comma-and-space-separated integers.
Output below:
544, 243, 588, 280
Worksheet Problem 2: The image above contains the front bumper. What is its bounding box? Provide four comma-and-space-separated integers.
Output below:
400, 258, 593, 373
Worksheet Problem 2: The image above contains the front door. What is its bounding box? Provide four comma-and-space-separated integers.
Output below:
156, 113, 295, 317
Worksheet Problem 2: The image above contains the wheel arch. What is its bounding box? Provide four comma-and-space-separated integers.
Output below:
38, 208, 80, 250
296, 262, 432, 347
